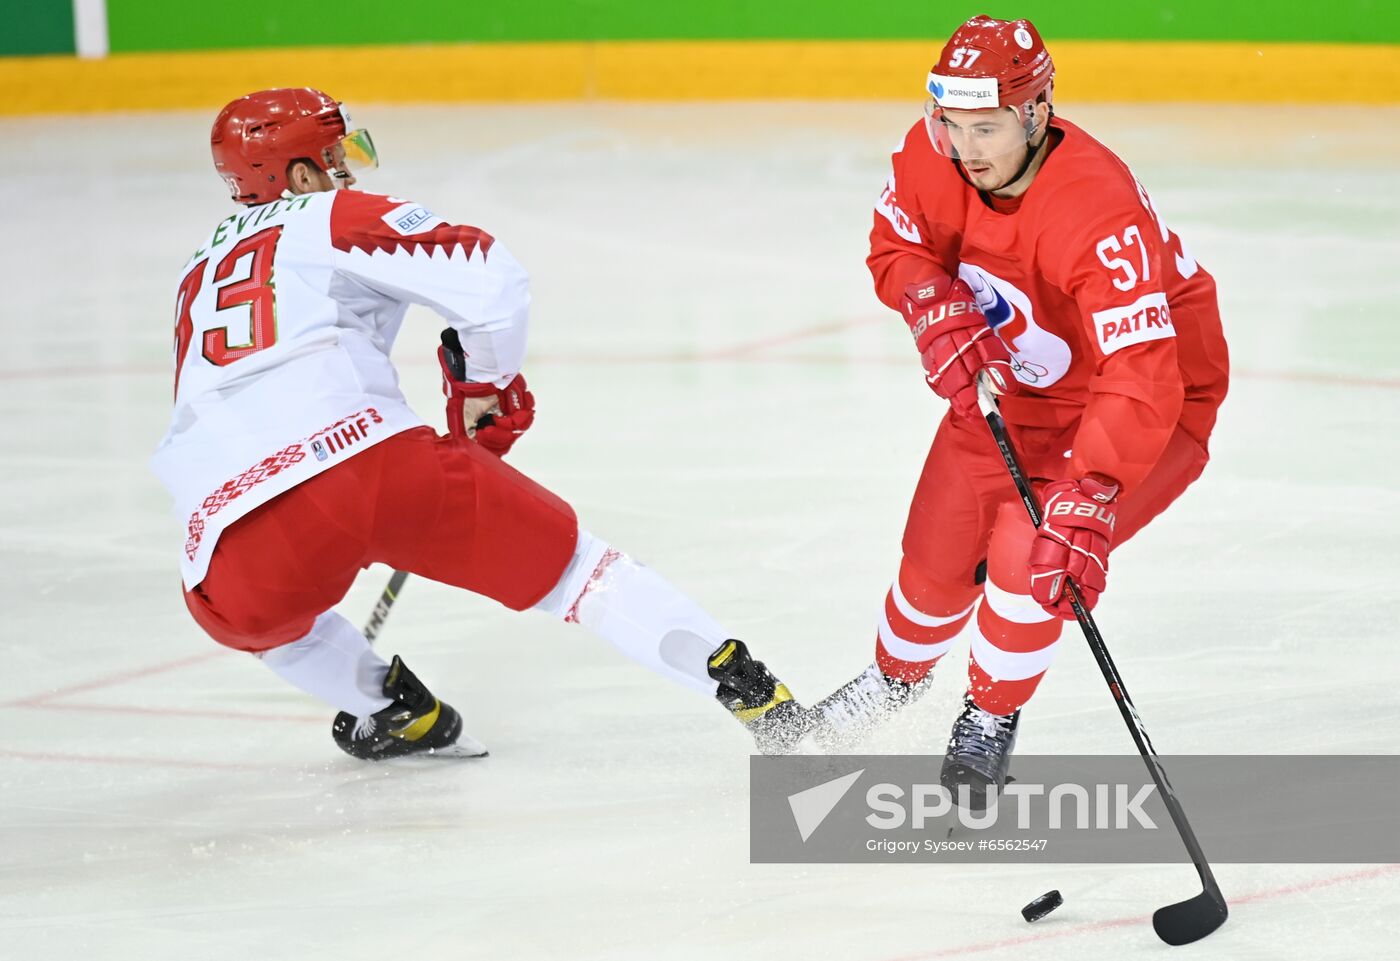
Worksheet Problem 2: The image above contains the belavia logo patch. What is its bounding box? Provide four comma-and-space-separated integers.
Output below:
788, 769, 864, 842
382, 203, 446, 237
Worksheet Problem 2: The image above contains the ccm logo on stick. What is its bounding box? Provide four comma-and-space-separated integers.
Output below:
1091, 292, 1175, 355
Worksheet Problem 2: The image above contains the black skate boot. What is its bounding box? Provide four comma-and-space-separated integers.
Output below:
810, 663, 934, 752
940, 694, 1020, 810
707, 639, 814, 755
331, 656, 486, 760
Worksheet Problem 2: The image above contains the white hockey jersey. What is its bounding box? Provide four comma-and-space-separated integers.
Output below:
151, 188, 530, 589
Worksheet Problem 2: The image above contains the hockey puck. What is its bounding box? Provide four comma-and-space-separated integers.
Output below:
1021, 890, 1063, 922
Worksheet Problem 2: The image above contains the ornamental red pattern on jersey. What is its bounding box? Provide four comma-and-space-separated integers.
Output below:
330, 190, 496, 260
183, 407, 384, 560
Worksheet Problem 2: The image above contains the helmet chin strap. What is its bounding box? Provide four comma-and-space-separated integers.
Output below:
319, 145, 354, 183
989, 135, 1043, 193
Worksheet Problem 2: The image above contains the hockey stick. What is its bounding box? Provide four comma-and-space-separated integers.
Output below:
363, 569, 409, 644
974, 371, 1228, 947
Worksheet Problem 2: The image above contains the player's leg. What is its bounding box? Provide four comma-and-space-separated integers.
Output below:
185, 439, 475, 759
938, 419, 1083, 802
374, 429, 811, 753
261, 612, 484, 759
528, 531, 808, 751
811, 415, 999, 749
939, 425, 1210, 801
967, 501, 1064, 715
941, 498, 1062, 805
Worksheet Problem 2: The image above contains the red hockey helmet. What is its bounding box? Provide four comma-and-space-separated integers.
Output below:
210, 87, 378, 205
926, 15, 1054, 113
922, 16, 1056, 178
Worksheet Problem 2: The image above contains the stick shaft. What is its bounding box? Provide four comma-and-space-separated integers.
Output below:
973, 372, 1222, 900
363, 569, 409, 644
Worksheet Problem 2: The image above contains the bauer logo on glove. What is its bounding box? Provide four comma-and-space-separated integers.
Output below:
1047, 498, 1116, 529
1029, 476, 1119, 619
902, 274, 1016, 420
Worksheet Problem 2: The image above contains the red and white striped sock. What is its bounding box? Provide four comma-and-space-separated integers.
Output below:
874, 559, 979, 684
967, 576, 1063, 715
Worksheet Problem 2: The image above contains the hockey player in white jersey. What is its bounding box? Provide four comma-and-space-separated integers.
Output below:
153, 87, 809, 758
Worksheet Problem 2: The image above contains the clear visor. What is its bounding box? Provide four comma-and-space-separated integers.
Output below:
923, 99, 1035, 166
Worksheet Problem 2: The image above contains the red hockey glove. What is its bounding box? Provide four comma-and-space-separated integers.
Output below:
1028, 476, 1120, 620
902, 277, 1016, 419
438, 328, 536, 457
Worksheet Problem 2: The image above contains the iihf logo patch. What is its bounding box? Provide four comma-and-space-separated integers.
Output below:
312, 440, 328, 462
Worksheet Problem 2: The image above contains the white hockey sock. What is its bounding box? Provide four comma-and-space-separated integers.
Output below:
534, 530, 723, 697
257, 611, 394, 717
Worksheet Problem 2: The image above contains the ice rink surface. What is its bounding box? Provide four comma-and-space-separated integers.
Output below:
4, 101, 1399, 960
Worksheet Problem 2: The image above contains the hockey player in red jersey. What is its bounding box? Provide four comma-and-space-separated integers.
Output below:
811, 16, 1229, 801
153, 88, 810, 759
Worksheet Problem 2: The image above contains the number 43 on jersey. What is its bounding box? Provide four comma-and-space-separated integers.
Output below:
173, 225, 284, 396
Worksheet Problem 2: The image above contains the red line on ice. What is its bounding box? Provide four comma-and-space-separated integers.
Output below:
1, 651, 224, 707
882, 863, 1400, 960
1229, 862, 1400, 904
0, 749, 265, 772
699, 316, 888, 359
14, 700, 323, 724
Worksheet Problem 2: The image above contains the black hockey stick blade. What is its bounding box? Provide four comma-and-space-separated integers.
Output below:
1153, 886, 1229, 946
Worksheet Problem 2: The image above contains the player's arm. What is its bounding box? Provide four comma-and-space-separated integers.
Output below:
1062, 214, 1185, 494
1069, 341, 1183, 491
1028, 207, 1185, 619
866, 127, 959, 310
329, 191, 535, 454
866, 129, 1013, 415
329, 191, 528, 382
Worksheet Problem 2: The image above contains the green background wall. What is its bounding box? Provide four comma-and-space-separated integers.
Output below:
2, 0, 75, 55
7, 1, 1399, 57
104, 0, 1400, 51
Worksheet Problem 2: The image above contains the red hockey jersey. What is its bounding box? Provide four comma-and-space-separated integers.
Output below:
869, 116, 1229, 492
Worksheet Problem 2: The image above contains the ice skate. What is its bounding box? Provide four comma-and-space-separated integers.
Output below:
808, 663, 933, 752
707, 639, 814, 755
940, 694, 1019, 809
332, 656, 487, 760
